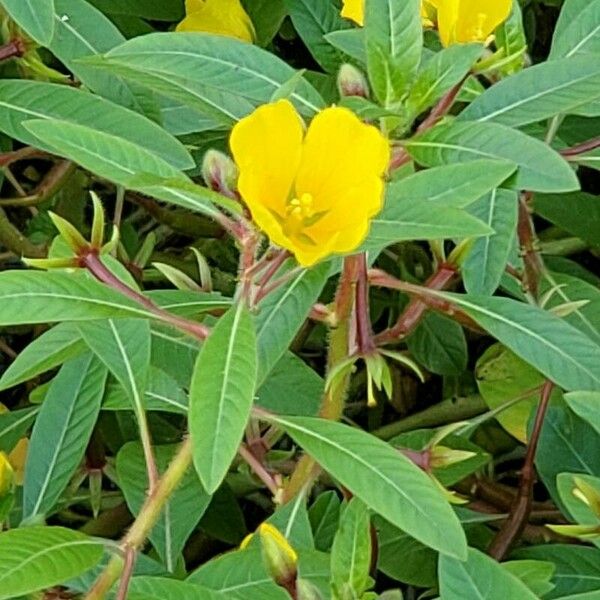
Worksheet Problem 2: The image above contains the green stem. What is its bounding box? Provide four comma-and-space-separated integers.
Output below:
85, 437, 194, 599
372, 394, 487, 440
0, 206, 45, 257
281, 256, 360, 503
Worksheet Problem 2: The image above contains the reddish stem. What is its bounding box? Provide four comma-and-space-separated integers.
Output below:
81, 251, 210, 341
560, 136, 600, 157
355, 254, 376, 354
375, 264, 458, 345
0, 39, 26, 62
417, 75, 469, 133
518, 193, 544, 300
488, 380, 555, 560
238, 444, 279, 496
256, 249, 291, 290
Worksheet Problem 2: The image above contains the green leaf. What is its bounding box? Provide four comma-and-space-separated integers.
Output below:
330, 498, 372, 599
325, 29, 366, 64
459, 55, 600, 127
541, 273, 600, 346
494, 1, 527, 76
439, 292, 600, 392
78, 319, 150, 427
286, 0, 351, 73
375, 515, 437, 588
103, 366, 188, 414
128, 576, 221, 600
556, 473, 600, 530
257, 352, 323, 417
0, 407, 39, 453
365, 0, 422, 106
265, 415, 467, 558
48, 0, 157, 116
439, 547, 539, 600
438, 293, 600, 390
242, 0, 287, 47
117, 443, 211, 571
404, 121, 580, 193
514, 544, 600, 599
0, 80, 193, 169
22, 119, 227, 219
536, 402, 600, 503
79, 32, 324, 121
476, 344, 558, 443
188, 547, 328, 599
190, 303, 257, 493
0, 323, 85, 391
309, 491, 341, 552
365, 199, 492, 251
565, 391, 600, 436
256, 261, 330, 385
535, 192, 600, 249
406, 43, 483, 119
502, 560, 555, 597
87, 0, 184, 20
266, 496, 315, 550
0, 271, 223, 326
0, 0, 54, 45
386, 160, 516, 209
0, 526, 103, 599
463, 189, 519, 296
189, 548, 287, 598
407, 312, 468, 376
550, 0, 600, 59
22, 355, 107, 519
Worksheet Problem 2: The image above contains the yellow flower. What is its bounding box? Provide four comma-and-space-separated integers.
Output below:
230, 100, 389, 266
0, 452, 14, 497
258, 523, 298, 585
429, 0, 513, 46
176, 0, 255, 43
341, 0, 437, 28
341, 0, 364, 26
8, 438, 28, 486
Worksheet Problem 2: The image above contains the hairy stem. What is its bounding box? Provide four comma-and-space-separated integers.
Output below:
281, 255, 361, 503
85, 437, 194, 599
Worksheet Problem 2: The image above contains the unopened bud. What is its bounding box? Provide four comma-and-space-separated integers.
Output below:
296, 578, 324, 600
429, 446, 476, 469
337, 63, 370, 98
202, 150, 239, 196
258, 523, 298, 587
0, 452, 14, 497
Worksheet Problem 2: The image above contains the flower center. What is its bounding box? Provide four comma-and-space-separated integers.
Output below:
286, 192, 316, 221
469, 13, 488, 41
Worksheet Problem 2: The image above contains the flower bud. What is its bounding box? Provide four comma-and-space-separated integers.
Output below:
429, 446, 476, 469
201, 150, 239, 196
0, 452, 14, 497
296, 578, 323, 600
337, 63, 370, 98
49, 212, 89, 254
258, 523, 298, 587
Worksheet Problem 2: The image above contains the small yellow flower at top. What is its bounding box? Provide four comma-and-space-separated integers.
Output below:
341, 0, 437, 28
176, 0, 256, 43
426, 0, 513, 46
230, 100, 390, 266
341, 0, 512, 47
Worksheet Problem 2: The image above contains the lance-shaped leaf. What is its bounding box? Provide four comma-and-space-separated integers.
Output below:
0, 0, 54, 45
190, 303, 257, 493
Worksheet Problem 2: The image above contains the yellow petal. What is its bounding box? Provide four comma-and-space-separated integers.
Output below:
341, 0, 364, 26
435, 0, 512, 46
434, 0, 460, 47
230, 100, 304, 249
454, 0, 512, 43
8, 438, 28, 486
177, 0, 255, 43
